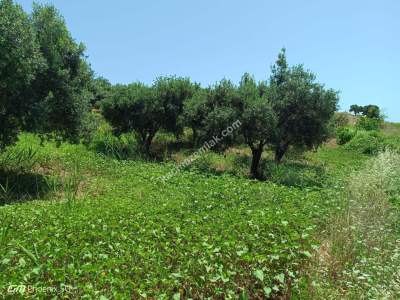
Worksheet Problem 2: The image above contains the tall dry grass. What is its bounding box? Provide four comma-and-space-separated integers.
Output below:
305, 150, 400, 299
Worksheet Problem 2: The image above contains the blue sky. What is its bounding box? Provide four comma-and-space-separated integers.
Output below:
18, 0, 399, 121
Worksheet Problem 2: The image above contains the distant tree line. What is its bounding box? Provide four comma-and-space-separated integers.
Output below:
350, 104, 381, 119
1, 0, 339, 179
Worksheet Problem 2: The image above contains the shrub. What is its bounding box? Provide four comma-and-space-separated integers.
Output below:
336, 127, 356, 145
265, 161, 326, 188
90, 132, 139, 160
80, 112, 103, 146
88, 121, 140, 160
381, 136, 400, 154
345, 130, 383, 154
356, 116, 382, 131
330, 113, 350, 133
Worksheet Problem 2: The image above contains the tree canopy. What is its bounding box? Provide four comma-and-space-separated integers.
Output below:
153, 76, 198, 137
1, 1, 341, 181
101, 83, 161, 154
0, 0, 43, 149
350, 104, 381, 119
101, 76, 197, 154
269, 49, 339, 163
0, 0, 93, 150
237, 73, 276, 178
27, 3, 93, 143
179, 50, 339, 178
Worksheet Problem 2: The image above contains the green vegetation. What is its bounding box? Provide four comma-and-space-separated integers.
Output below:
356, 115, 382, 131
1, 0, 399, 298
101, 77, 197, 155
344, 130, 384, 154
101, 51, 338, 179
0, 132, 367, 298
1, 122, 399, 298
300, 150, 400, 299
268, 49, 338, 165
0, 0, 93, 149
334, 114, 400, 155
349, 104, 381, 119
336, 127, 356, 145
0, 0, 42, 149
28, 3, 93, 142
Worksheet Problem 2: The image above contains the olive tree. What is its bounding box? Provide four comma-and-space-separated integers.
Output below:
89, 77, 112, 108
362, 104, 381, 119
269, 49, 339, 163
182, 89, 209, 145
350, 104, 363, 116
27, 3, 92, 143
101, 84, 162, 154
183, 75, 276, 178
0, 0, 43, 150
190, 79, 241, 149
237, 73, 276, 178
153, 76, 198, 137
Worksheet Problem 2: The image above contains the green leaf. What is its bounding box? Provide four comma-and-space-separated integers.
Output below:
263, 287, 272, 297
275, 273, 285, 284
32, 267, 41, 275
18, 257, 26, 267
173, 292, 180, 300
253, 269, 264, 282
17, 243, 39, 266
239, 291, 249, 300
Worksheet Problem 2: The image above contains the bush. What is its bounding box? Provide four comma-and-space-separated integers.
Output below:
88, 121, 140, 160
265, 161, 326, 188
330, 113, 350, 135
80, 112, 103, 146
356, 116, 382, 131
345, 130, 383, 154
336, 127, 356, 145
90, 132, 139, 160
0, 146, 38, 173
382, 136, 400, 154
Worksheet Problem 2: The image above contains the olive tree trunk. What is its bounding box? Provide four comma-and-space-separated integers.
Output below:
274, 142, 289, 164
250, 142, 264, 179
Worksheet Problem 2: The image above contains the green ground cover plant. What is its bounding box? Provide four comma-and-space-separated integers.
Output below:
0, 133, 370, 299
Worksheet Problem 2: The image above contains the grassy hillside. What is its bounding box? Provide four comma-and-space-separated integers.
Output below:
0, 125, 399, 298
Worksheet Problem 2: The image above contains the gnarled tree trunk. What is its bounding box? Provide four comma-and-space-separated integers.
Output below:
192, 127, 197, 146
275, 142, 289, 164
140, 131, 156, 156
250, 142, 264, 179
144, 132, 155, 155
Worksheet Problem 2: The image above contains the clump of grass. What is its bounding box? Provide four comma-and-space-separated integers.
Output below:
63, 160, 84, 206
0, 146, 39, 173
0, 146, 50, 204
344, 130, 384, 154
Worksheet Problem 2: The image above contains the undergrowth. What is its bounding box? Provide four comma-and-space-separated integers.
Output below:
300, 150, 400, 299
